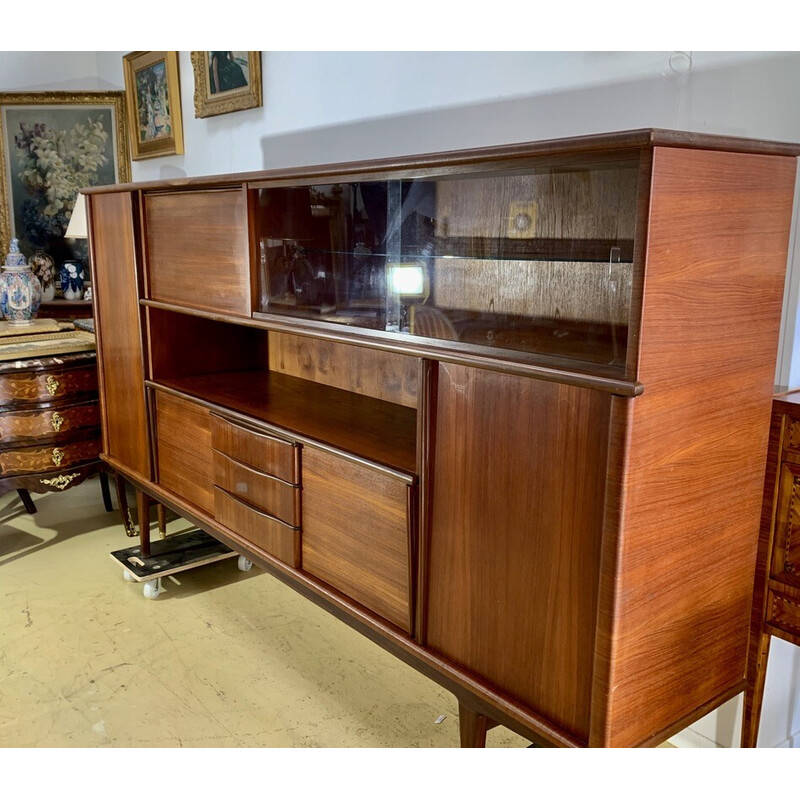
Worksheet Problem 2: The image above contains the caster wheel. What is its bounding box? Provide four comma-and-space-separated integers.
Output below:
123, 569, 135, 583
237, 556, 253, 572
143, 579, 161, 600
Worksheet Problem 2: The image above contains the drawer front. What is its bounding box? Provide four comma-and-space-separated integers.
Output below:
211, 414, 297, 484
766, 585, 800, 640
145, 190, 250, 317
214, 486, 299, 567
771, 461, 800, 579
0, 367, 97, 406
784, 417, 800, 455
213, 451, 299, 527
0, 436, 101, 477
155, 392, 214, 514
0, 401, 100, 444
302, 447, 413, 632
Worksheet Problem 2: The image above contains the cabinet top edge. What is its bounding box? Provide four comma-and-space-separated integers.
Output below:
83, 128, 800, 195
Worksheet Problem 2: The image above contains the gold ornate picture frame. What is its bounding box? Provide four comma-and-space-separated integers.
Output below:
123, 51, 184, 160
0, 90, 130, 261
191, 52, 262, 118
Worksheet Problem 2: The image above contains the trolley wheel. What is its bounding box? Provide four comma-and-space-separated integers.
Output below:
143, 579, 161, 600
237, 555, 253, 572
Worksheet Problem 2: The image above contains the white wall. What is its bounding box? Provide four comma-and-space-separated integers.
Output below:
2, 49, 800, 747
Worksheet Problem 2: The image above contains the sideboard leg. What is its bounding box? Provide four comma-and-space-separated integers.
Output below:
99, 471, 113, 512
17, 489, 37, 514
136, 489, 152, 559
157, 503, 167, 538
742, 631, 771, 747
458, 701, 492, 748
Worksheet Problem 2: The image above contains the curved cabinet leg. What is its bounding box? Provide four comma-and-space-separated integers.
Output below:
17, 489, 37, 514
99, 471, 113, 512
157, 503, 167, 538
458, 700, 495, 748
115, 474, 136, 537
136, 489, 152, 559
742, 631, 771, 747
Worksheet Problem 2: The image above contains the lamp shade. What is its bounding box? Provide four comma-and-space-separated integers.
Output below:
65, 192, 88, 239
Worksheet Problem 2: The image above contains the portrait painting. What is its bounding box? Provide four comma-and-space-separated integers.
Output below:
0, 91, 130, 266
123, 51, 184, 159
191, 51, 262, 118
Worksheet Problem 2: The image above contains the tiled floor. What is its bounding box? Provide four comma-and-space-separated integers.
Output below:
0, 480, 532, 748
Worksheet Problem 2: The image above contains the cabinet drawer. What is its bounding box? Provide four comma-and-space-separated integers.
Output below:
0, 367, 97, 406
771, 461, 800, 579
211, 414, 298, 484
155, 392, 214, 514
766, 585, 800, 639
213, 451, 299, 527
0, 436, 101, 477
214, 485, 299, 567
144, 190, 250, 317
302, 447, 413, 633
0, 401, 100, 444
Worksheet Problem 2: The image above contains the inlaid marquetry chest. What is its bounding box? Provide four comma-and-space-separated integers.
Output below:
0, 349, 104, 500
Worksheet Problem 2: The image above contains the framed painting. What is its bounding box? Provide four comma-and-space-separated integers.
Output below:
123, 51, 184, 160
0, 91, 130, 267
191, 51, 262, 118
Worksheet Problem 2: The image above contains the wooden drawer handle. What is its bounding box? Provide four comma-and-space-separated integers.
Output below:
213, 414, 294, 448
45, 375, 60, 396
215, 485, 300, 531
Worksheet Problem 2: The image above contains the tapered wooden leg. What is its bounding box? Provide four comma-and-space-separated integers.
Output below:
99, 471, 113, 512
157, 504, 167, 537
17, 489, 37, 514
458, 701, 494, 748
742, 631, 771, 747
136, 489, 152, 558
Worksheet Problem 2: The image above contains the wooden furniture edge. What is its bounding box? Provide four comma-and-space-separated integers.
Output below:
81, 129, 800, 195
103, 453, 581, 748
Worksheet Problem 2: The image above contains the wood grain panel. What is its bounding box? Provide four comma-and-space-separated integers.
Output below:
155, 391, 213, 514
214, 486, 299, 567
268, 331, 419, 409
591, 148, 798, 747
0, 401, 99, 443
88, 191, 151, 480
144, 190, 250, 316
425, 364, 611, 740
214, 451, 298, 526
302, 446, 413, 632
211, 414, 297, 483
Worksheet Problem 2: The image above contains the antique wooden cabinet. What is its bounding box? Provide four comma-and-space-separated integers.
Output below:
84, 129, 800, 747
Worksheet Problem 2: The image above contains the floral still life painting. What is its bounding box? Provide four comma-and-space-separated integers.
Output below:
123, 52, 184, 159
0, 92, 130, 266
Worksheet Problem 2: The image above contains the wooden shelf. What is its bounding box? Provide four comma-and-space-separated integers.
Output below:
153, 370, 417, 475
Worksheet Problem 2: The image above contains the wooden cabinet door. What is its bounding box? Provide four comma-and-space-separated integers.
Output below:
88, 191, 151, 481
424, 364, 611, 741
144, 189, 250, 317
302, 446, 414, 632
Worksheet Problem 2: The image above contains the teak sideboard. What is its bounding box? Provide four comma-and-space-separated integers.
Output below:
84, 129, 800, 748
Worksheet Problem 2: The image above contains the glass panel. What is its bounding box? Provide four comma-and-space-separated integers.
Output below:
255, 157, 640, 370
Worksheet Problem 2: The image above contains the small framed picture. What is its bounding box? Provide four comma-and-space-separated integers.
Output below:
122, 51, 184, 160
191, 52, 262, 119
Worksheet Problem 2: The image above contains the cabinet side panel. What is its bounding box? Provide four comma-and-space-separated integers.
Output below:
88, 192, 151, 480
426, 365, 611, 740
596, 148, 797, 747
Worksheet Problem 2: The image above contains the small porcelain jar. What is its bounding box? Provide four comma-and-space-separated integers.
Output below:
60, 260, 84, 300
0, 238, 42, 325
29, 251, 56, 302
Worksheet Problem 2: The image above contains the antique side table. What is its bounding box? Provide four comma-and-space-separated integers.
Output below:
0, 330, 110, 511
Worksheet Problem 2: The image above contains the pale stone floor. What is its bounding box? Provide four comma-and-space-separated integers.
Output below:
0, 479, 532, 748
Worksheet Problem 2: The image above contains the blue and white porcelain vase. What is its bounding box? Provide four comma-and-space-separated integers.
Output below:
0, 238, 42, 325
60, 260, 84, 300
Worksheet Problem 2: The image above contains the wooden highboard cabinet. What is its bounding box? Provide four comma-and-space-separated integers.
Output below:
84, 129, 800, 747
